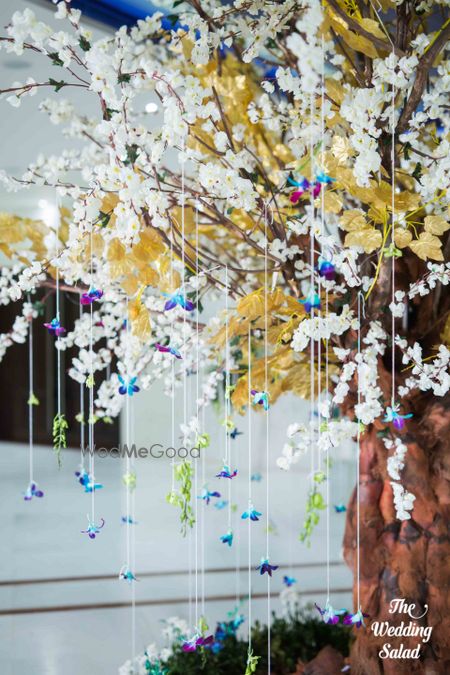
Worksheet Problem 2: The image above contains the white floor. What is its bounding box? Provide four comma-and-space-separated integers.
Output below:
0, 391, 354, 674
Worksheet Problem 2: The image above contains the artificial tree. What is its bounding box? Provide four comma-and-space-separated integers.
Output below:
0, 1, 449, 672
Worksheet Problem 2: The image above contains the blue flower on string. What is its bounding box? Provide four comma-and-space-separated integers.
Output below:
251, 473, 262, 482
257, 557, 278, 576
343, 607, 369, 628
214, 500, 228, 510
216, 463, 237, 479
23, 481, 44, 501
241, 502, 262, 521
83, 475, 103, 493
43, 317, 66, 337
81, 516, 105, 539
75, 468, 89, 487
220, 530, 234, 547
118, 375, 140, 396
315, 170, 335, 185
334, 503, 347, 513
299, 292, 321, 312
155, 342, 182, 359
198, 487, 221, 505
317, 258, 336, 281
315, 601, 347, 625
119, 565, 138, 583
121, 515, 138, 525
230, 427, 243, 439
163, 290, 195, 312
182, 634, 214, 652
81, 287, 103, 305
251, 389, 269, 410
383, 404, 413, 430
283, 575, 296, 587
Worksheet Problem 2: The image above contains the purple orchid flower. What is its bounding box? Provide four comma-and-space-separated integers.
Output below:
315, 601, 347, 625
299, 292, 321, 313
241, 502, 262, 521
182, 635, 214, 652
343, 607, 369, 628
155, 342, 182, 359
287, 176, 310, 204
80, 287, 103, 305
43, 317, 66, 337
198, 487, 221, 505
216, 464, 238, 479
118, 375, 139, 396
311, 182, 322, 198
163, 290, 195, 312
257, 557, 278, 576
75, 468, 89, 487
220, 530, 233, 547
23, 481, 44, 501
318, 259, 336, 281
251, 389, 269, 410
81, 516, 105, 539
383, 404, 413, 430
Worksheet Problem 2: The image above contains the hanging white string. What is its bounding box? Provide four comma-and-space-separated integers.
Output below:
79, 302, 85, 468
247, 326, 252, 653
325, 289, 330, 603
309, 92, 316, 487
125, 299, 131, 574
391, 60, 396, 407
194, 202, 200, 628
130, 396, 136, 664
28, 306, 34, 486
55, 200, 62, 464
88, 222, 95, 526
225, 265, 232, 535
264, 203, 271, 673
356, 292, 362, 611
201, 403, 206, 618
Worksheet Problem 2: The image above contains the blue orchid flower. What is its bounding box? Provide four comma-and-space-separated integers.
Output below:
334, 503, 347, 513
251, 389, 269, 410
220, 530, 234, 547
283, 575, 297, 587
81, 516, 105, 539
23, 481, 44, 501
317, 258, 336, 281
315, 170, 335, 184
315, 601, 347, 625
214, 500, 228, 510
229, 427, 243, 439
241, 502, 262, 521
198, 487, 221, 505
251, 473, 262, 482
299, 292, 321, 312
119, 565, 138, 583
343, 607, 369, 628
162, 290, 195, 312
383, 404, 413, 430
257, 557, 278, 576
121, 515, 138, 525
118, 375, 140, 396
216, 463, 238, 479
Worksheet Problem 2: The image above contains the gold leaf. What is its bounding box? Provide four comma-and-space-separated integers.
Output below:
424, 215, 450, 236
322, 191, 343, 214
394, 191, 421, 212
237, 290, 265, 320
129, 294, 151, 341
121, 275, 139, 296
339, 209, 368, 231
331, 136, 353, 165
357, 18, 386, 40
328, 12, 379, 58
394, 228, 413, 248
344, 228, 382, 253
409, 232, 444, 261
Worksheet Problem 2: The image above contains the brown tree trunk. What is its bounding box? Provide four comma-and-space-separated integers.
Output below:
343, 399, 450, 673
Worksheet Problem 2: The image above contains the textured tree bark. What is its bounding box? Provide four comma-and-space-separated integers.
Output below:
343, 399, 450, 674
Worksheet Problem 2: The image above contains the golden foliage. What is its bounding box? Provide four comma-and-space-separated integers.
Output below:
409, 232, 444, 261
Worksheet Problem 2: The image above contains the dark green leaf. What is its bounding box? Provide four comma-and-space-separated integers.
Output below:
48, 78, 66, 93
47, 52, 64, 67
79, 36, 91, 52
